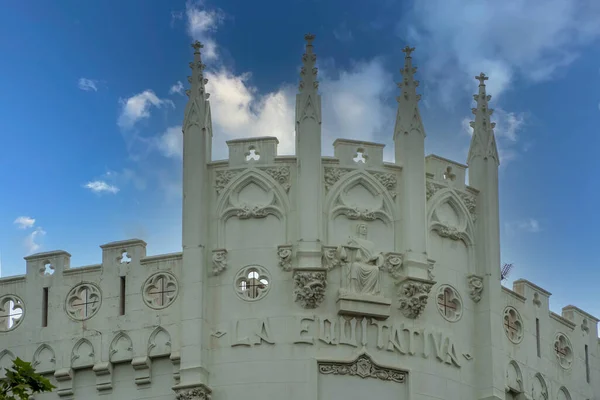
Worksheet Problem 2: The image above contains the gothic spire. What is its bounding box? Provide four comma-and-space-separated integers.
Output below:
184, 41, 211, 130
467, 73, 499, 165
299, 33, 319, 94
393, 46, 425, 138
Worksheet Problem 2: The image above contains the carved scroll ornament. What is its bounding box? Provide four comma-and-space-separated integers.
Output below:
215, 169, 242, 195
319, 353, 406, 383
397, 278, 434, 319
293, 269, 327, 309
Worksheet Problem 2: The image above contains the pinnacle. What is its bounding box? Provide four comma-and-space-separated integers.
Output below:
187, 40, 210, 101
299, 33, 318, 93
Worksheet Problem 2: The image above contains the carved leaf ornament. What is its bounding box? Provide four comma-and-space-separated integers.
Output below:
319, 353, 406, 383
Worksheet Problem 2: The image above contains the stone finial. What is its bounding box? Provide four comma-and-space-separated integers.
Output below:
402, 45, 415, 58
475, 72, 488, 86
191, 40, 204, 53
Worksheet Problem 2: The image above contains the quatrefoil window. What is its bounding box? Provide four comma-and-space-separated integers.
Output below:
65, 283, 102, 321
503, 306, 524, 344
436, 285, 462, 322
0, 295, 25, 332
554, 333, 574, 369
234, 266, 271, 301
142, 272, 179, 310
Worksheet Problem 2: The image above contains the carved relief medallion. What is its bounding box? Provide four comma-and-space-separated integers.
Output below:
0, 295, 25, 332
466, 274, 483, 302
503, 306, 524, 344
212, 249, 228, 275
554, 333, 573, 369
293, 269, 327, 309
277, 245, 293, 271
319, 353, 406, 383
65, 283, 102, 321
436, 285, 463, 322
142, 272, 179, 310
234, 266, 271, 301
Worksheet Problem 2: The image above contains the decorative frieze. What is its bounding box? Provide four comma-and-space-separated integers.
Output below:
467, 274, 483, 302
212, 249, 227, 275
236, 204, 270, 219
426, 181, 445, 201
175, 385, 212, 400
371, 172, 397, 198
339, 206, 377, 221
293, 269, 327, 309
324, 167, 351, 190
262, 166, 291, 192
318, 353, 406, 383
396, 278, 434, 319
215, 169, 242, 195
277, 245, 293, 271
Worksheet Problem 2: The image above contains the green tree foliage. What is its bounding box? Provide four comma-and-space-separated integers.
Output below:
0, 358, 55, 400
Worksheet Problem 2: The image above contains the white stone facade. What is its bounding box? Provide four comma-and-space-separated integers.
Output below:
0, 37, 598, 400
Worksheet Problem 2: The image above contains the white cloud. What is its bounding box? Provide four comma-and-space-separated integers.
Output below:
169, 81, 185, 95
14, 216, 35, 229
197, 58, 394, 160
117, 90, 174, 129
78, 78, 98, 92
506, 218, 541, 234
157, 125, 183, 159
185, 1, 223, 60
404, 0, 600, 102
84, 180, 120, 194
333, 22, 353, 42
24, 227, 46, 255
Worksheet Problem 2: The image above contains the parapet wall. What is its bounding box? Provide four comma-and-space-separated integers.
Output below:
0, 239, 183, 397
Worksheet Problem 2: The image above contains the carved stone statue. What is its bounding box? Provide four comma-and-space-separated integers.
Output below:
337, 224, 384, 296
335, 224, 391, 319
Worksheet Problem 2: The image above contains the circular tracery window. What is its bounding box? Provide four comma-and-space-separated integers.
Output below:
142, 272, 179, 310
65, 283, 102, 321
436, 285, 463, 322
554, 333, 574, 369
503, 306, 524, 344
0, 295, 25, 332
234, 265, 271, 301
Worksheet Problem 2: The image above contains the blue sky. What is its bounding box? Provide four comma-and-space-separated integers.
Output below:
1, 0, 600, 317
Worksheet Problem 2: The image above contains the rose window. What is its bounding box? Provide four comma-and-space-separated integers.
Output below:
234, 266, 271, 301
436, 285, 463, 322
0, 295, 25, 332
65, 283, 102, 321
503, 306, 524, 343
554, 333, 573, 369
142, 272, 179, 309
